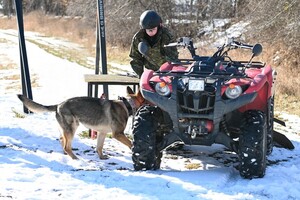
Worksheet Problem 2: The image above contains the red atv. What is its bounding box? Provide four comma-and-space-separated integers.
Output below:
132, 37, 292, 179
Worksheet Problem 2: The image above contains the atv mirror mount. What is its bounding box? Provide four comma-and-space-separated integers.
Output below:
138, 42, 149, 56
226, 37, 234, 46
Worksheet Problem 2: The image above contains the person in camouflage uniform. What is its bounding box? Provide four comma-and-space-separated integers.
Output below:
129, 10, 179, 77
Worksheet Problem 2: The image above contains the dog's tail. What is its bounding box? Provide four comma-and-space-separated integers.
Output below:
17, 94, 57, 113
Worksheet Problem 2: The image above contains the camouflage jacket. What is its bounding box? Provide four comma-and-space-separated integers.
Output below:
129, 26, 179, 77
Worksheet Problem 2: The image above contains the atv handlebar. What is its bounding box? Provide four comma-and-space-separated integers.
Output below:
164, 37, 199, 59
164, 37, 193, 48
139, 37, 263, 74
164, 37, 262, 64
165, 37, 262, 55
230, 41, 253, 49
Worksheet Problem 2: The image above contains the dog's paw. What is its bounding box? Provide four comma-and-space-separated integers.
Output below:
99, 155, 109, 160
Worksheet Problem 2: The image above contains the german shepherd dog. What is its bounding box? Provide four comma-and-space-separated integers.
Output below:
17, 86, 146, 160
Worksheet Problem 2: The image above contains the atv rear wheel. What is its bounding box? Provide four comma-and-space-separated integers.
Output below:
239, 110, 267, 179
132, 106, 164, 170
266, 96, 274, 155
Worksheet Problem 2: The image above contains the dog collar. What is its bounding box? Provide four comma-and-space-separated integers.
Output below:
119, 97, 133, 116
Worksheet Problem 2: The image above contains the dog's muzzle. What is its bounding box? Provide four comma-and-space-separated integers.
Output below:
119, 96, 134, 116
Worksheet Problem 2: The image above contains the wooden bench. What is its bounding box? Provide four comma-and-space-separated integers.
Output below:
84, 74, 140, 98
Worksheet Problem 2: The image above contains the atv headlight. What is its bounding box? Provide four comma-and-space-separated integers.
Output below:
225, 84, 242, 99
155, 82, 171, 96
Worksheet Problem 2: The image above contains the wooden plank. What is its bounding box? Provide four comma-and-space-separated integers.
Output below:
84, 74, 139, 83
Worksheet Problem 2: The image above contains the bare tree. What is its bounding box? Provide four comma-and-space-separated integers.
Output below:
2, 0, 14, 17
245, 0, 299, 45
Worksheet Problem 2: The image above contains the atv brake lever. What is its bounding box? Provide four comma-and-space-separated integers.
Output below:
164, 42, 178, 47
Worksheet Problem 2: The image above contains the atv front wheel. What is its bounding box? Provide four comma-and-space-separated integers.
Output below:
132, 106, 164, 170
239, 110, 267, 179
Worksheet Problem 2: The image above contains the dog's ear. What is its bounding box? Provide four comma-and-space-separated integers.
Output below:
126, 86, 134, 95
100, 93, 106, 99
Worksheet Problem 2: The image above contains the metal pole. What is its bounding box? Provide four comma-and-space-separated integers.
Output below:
96, 0, 108, 97
15, 0, 33, 113
94, 21, 100, 98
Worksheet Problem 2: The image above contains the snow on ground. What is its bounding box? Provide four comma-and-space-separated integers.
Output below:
1, 29, 300, 200
196, 20, 250, 48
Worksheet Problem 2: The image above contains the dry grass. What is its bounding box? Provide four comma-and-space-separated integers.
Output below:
24, 12, 95, 49
0, 12, 129, 64
2, 74, 19, 80
185, 163, 201, 169
23, 11, 130, 64
260, 43, 300, 116
0, 62, 16, 70
1, 12, 299, 116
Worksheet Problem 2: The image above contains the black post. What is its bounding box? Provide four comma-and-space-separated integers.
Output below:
96, 0, 108, 97
15, 0, 33, 113
94, 22, 100, 98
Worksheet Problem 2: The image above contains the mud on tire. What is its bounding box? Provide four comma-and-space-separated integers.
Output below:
132, 105, 164, 170
239, 110, 267, 179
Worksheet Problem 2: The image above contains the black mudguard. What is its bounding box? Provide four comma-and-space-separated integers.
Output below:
273, 130, 295, 150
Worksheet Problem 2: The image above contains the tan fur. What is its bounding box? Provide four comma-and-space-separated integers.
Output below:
17, 86, 147, 160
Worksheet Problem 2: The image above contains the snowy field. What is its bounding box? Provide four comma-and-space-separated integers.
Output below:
1, 29, 300, 200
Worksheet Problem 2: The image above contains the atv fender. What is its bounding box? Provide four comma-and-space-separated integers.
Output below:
140, 69, 155, 92
219, 93, 258, 115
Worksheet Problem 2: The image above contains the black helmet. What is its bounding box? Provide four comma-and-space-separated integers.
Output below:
139, 10, 162, 29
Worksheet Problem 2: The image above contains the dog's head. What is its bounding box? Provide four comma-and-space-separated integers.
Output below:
117, 86, 151, 116
126, 86, 150, 109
